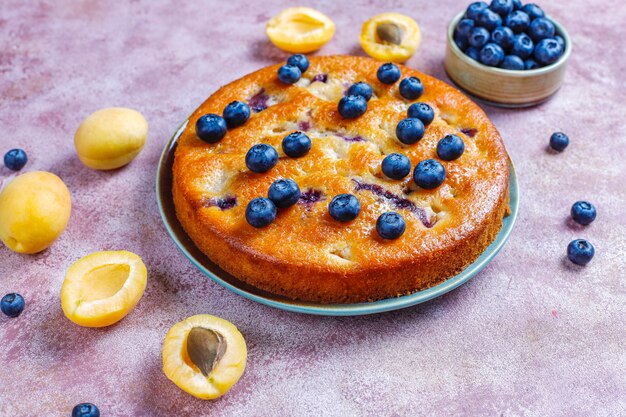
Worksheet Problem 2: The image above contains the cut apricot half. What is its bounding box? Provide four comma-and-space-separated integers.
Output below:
162, 314, 247, 400
61, 250, 147, 327
266, 7, 335, 53
360, 13, 421, 63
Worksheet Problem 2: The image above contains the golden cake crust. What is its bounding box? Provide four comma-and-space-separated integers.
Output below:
173, 55, 509, 303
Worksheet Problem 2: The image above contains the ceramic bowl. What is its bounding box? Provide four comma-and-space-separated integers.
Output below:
444, 12, 572, 107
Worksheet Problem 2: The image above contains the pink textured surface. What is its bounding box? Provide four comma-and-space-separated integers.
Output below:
1, 1, 625, 416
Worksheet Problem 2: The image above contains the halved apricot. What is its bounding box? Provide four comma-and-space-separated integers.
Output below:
360, 13, 421, 63
266, 7, 335, 53
61, 251, 147, 327
162, 315, 247, 400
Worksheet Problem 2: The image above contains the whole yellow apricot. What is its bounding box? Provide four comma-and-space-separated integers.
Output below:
74, 107, 148, 170
0, 171, 72, 254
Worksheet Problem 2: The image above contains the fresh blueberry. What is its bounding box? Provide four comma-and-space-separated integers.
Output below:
501, 55, 525, 70
196, 114, 227, 143
479, 43, 505, 67
277, 64, 301, 84
554, 35, 565, 51
72, 403, 100, 417
567, 239, 595, 266
571, 201, 597, 226
466, 46, 481, 60
382, 153, 411, 180
376, 212, 407, 240
347, 82, 373, 101
529, 17, 555, 42
437, 134, 465, 161
505, 10, 531, 33
1, 293, 25, 318
407, 102, 435, 126
282, 131, 311, 158
245, 197, 277, 228
491, 26, 514, 50
477, 8, 502, 31
549, 132, 569, 151
245, 144, 278, 173
455, 32, 470, 51
396, 118, 425, 145
268, 179, 301, 208
511, 33, 534, 59
3, 148, 27, 171
489, 0, 514, 17
399, 77, 424, 100
328, 194, 360, 222
466, 1, 489, 20
414, 159, 446, 189
286, 54, 309, 73
524, 58, 540, 69
456, 18, 475, 39
338, 95, 368, 119
469, 27, 491, 49
534, 38, 563, 65
521, 3, 545, 20
222, 101, 250, 129
377, 63, 401, 84
512, 0, 522, 10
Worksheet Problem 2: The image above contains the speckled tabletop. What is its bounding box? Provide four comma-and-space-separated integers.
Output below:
1, 1, 625, 416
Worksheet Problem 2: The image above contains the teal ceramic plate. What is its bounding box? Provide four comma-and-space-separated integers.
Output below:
157, 120, 519, 316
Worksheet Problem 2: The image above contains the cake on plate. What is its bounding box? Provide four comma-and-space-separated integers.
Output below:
172, 55, 509, 303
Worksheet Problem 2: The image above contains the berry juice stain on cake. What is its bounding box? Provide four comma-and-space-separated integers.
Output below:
460, 127, 478, 138
204, 196, 237, 210
311, 73, 328, 83
298, 189, 325, 208
248, 89, 270, 112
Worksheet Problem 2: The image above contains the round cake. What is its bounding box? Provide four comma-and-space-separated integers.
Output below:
172, 55, 509, 303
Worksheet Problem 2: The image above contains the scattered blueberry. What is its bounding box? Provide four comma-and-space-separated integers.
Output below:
399, 77, 424, 100
277, 64, 301, 84
407, 102, 435, 126
491, 26, 515, 50
466, 1, 489, 20
469, 27, 491, 49
437, 134, 465, 161
376, 212, 407, 240
456, 18, 475, 39
382, 153, 411, 180
3, 148, 27, 171
245, 144, 278, 173
521, 3, 545, 20
489, 0, 514, 17
571, 201, 597, 226
413, 159, 446, 189
511, 33, 534, 59
554, 35, 565, 50
1, 293, 25, 318
476, 8, 503, 31
534, 38, 563, 65
72, 403, 100, 417
396, 118, 425, 145
479, 43, 505, 67
286, 54, 309, 73
549, 132, 569, 151
245, 197, 277, 228
328, 194, 360, 222
524, 58, 540, 69
196, 114, 227, 143
567, 239, 595, 266
338, 95, 368, 119
222, 101, 250, 129
347, 82, 373, 101
466, 46, 481, 61
268, 179, 301, 208
501, 55, 525, 70
282, 131, 311, 158
377, 63, 401, 84
529, 17, 555, 42
505, 10, 531, 33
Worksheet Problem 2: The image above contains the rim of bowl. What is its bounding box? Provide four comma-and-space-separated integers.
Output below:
447, 11, 572, 77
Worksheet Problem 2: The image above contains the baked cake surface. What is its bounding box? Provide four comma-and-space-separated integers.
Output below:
172, 55, 509, 303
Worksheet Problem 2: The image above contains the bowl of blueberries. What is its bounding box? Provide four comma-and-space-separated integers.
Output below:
445, 0, 571, 107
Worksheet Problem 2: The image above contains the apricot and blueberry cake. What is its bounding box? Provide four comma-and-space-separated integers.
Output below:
172, 55, 509, 303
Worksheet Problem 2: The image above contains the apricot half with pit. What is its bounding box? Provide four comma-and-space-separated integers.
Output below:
360, 13, 421, 63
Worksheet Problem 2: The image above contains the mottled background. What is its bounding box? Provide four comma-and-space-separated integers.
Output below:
1, 1, 625, 416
